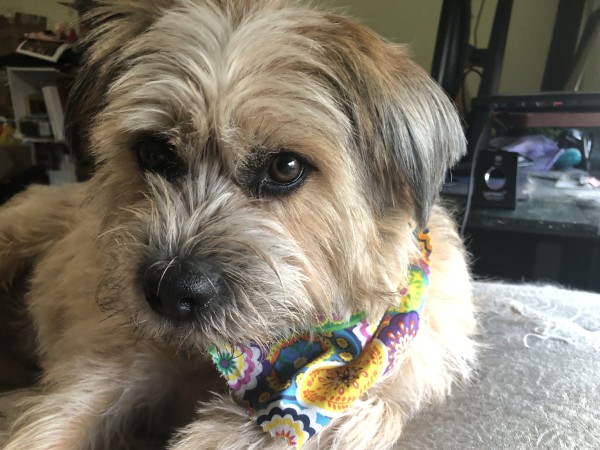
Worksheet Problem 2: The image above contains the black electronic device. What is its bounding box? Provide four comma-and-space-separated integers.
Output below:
463, 91, 600, 169
472, 150, 518, 209
473, 92, 600, 113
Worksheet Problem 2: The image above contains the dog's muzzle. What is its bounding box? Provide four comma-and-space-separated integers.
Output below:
143, 262, 223, 322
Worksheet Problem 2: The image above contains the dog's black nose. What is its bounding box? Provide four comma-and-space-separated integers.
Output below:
143, 263, 222, 321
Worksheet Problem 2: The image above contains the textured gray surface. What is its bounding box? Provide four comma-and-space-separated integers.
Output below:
1, 281, 599, 448
398, 281, 600, 450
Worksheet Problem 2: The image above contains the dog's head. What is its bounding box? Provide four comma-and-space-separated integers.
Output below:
71, 0, 465, 349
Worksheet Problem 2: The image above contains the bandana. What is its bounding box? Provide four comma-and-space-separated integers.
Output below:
208, 229, 432, 448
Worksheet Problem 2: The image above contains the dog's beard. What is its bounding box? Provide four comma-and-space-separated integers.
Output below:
95, 164, 319, 351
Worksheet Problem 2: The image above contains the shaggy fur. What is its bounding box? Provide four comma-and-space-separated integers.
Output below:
0, 1, 476, 448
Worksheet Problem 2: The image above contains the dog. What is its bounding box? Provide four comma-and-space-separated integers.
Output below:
0, 1, 476, 448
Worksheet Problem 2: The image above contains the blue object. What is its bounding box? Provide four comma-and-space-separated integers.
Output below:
553, 148, 582, 169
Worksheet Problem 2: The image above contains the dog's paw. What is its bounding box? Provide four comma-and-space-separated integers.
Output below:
168, 395, 285, 450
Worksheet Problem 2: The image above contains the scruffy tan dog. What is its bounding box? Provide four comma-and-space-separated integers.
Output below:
1, 1, 476, 449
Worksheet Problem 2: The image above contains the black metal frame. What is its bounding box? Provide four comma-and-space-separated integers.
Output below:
431, 0, 471, 99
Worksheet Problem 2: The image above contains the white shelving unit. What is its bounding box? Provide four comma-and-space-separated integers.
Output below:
5, 66, 76, 185
6, 66, 68, 143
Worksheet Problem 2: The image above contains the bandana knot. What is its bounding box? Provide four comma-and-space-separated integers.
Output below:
209, 229, 432, 448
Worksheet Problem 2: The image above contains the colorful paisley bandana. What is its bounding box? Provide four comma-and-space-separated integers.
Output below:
208, 230, 432, 448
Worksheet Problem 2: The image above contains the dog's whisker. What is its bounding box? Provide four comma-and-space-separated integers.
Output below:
156, 256, 178, 297
96, 226, 127, 241
175, 329, 194, 356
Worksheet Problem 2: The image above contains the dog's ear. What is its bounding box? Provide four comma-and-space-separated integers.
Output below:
320, 15, 466, 228
371, 54, 466, 228
66, 0, 176, 179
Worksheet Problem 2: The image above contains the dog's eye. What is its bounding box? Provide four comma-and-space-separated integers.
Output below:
268, 153, 303, 184
135, 135, 181, 178
258, 152, 308, 197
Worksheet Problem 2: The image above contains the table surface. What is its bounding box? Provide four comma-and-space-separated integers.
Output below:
449, 174, 600, 238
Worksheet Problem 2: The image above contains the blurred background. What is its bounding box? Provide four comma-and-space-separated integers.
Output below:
1, 0, 599, 291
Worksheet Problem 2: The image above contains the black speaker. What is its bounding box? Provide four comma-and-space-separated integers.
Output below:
473, 150, 518, 209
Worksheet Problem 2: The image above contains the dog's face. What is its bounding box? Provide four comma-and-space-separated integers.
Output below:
70, 0, 465, 350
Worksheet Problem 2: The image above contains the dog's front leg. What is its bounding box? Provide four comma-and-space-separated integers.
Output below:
169, 395, 286, 450
5, 355, 150, 450
169, 394, 405, 450
0, 184, 85, 288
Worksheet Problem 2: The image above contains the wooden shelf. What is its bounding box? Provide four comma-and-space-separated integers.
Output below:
494, 111, 600, 128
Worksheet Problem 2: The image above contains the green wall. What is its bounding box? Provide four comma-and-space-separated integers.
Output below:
2, 0, 596, 93
322, 0, 442, 72
0, 0, 77, 29
323, 0, 562, 95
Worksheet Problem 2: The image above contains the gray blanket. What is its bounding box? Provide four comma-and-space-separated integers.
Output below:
2, 281, 599, 449
399, 281, 600, 449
